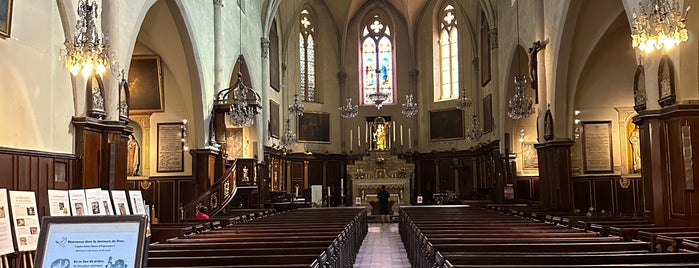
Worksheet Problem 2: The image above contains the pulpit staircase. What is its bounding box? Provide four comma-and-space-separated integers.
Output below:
180, 159, 257, 220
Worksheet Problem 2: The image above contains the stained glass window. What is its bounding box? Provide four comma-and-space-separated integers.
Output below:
299, 9, 316, 102
437, 4, 459, 101
361, 14, 394, 106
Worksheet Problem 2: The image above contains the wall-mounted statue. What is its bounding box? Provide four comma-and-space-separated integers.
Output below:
528, 39, 549, 102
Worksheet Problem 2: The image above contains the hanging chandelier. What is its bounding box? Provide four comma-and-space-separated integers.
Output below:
280, 118, 297, 149
401, 94, 418, 117
465, 114, 483, 142
288, 94, 305, 117
63, 0, 111, 77
456, 89, 473, 111
339, 97, 359, 118
632, 0, 691, 53
507, 75, 535, 119
228, 72, 260, 127
507, 1, 535, 120
368, 91, 389, 109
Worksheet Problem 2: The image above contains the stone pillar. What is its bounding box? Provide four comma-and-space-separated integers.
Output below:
258, 37, 270, 161
535, 140, 574, 210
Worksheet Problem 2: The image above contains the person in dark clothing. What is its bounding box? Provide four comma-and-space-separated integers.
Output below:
377, 185, 391, 223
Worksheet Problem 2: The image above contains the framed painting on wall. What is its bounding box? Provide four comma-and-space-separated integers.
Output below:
582, 121, 613, 173
483, 93, 493, 133
269, 100, 280, 138
429, 108, 464, 140
0, 0, 13, 38
298, 112, 330, 143
128, 55, 164, 114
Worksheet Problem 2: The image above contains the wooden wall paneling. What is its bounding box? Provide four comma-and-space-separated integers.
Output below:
82, 130, 103, 188
157, 180, 175, 222
572, 180, 592, 213
438, 159, 454, 193
16, 155, 32, 190
38, 157, 54, 218
308, 161, 323, 186
665, 118, 685, 219
290, 161, 304, 190
515, 177, 532, 200
535, 141, 574, 210
532, 178, 540, 201
326, 161, 340, 194
593, 179, 615, 214
0, 154, 12, 189
458, 160, 472, 198
635, 112, 666, 224
617, 177, 639, 215
419, 160, 436, 203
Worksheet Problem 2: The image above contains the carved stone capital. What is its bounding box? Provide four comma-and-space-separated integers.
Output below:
261, 38, 270, 58
488, 28, 498, 49
213, 0, 223, 7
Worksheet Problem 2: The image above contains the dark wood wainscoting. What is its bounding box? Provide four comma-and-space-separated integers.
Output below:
0, 147, 76, 218
127, 177, 192, 223
415, 141, 501, 204
279, 152, 347, 204
514, 175, 539, 201
571, 174, 643, 216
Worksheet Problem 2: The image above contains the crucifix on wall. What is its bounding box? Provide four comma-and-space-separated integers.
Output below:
528, 39, 549, 103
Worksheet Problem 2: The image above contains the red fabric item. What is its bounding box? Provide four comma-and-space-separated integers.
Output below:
195, 212, 209, 219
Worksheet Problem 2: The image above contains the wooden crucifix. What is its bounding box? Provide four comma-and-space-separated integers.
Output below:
528, 39, 549, 103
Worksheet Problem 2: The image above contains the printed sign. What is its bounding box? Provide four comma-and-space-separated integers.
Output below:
47, 190, 71, 216
9, 191, 40, 251
0, 189, 15, 255
101, 191, 115, 216
84, 188, 105, 216
68, 190, 88, 216
110, 191, 131, 216
128, 191, 146, 215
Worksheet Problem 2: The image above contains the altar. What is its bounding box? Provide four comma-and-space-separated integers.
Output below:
349, 151, 414, 215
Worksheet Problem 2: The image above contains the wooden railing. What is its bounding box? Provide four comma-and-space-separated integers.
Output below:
180, 159, 238, 220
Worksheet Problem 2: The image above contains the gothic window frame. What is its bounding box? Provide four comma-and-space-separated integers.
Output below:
299, 8, 318, 102
436, 3, 459, 101
359, 10, 396, 106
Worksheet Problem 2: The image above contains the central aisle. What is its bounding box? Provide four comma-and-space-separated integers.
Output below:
353, 223, 411, 268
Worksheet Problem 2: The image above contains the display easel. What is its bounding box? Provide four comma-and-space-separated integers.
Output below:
1, 255, 10, 268
17, 251, 33, 268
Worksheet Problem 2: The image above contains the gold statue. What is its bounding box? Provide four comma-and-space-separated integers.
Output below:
374, 124, 387, 150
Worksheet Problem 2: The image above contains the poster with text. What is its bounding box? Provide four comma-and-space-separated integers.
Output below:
42, 221, 142, 268
84, 189, 105, 216
100, 191, 115, 216
68, 190, 88, 216
110, 191, 131, 216
9, 191, 40, 251
0, 189, 15, 255
128, 191, 146, 215
47, 190, 71, 216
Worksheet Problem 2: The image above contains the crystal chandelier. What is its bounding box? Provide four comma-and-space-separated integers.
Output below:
368, 91, 389, 109
339, 97, 359, 118
280, 118, 297, 149
507, 75, 535, 120
288, 94, 305, 117
401, 94, 418, 117
456, 89, 473, 111
632, 0, 691, 53
63, 0, 111, 77
465, 114, 483, 142
228, 72, 259, 127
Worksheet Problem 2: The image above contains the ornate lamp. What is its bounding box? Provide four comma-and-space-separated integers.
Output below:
465, 114, 483, 142
339, 97, 359, 118
63, 0, 111, 78
455, 89, 472, 111
280, 118, 297, 149
632, 0, 691, 53
401, 94, 418, 117
288, 94, 305, 117
227, 72, 260, 127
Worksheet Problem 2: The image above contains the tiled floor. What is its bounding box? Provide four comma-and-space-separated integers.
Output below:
353, 223, 411, 268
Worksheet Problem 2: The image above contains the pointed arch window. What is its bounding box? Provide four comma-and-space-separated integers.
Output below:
436, 4, 459, 101
299, 9, 316, 102
361, 14, 395, 106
